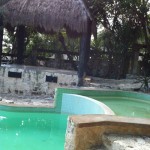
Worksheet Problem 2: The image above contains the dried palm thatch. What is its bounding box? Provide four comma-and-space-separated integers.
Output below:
0, 0, 10, 6
1, 0, 91, 35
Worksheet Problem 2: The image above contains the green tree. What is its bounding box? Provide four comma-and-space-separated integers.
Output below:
86, 0, 150, 78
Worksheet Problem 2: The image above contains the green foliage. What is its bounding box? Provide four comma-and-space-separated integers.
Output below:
26, 31, 60, 57
25, 29, 80, 54
3, 28, 13, 53
89, 0, 145, 52
135, 75, 150, 92
3, 26, 80, 57
87, 0, 150, 78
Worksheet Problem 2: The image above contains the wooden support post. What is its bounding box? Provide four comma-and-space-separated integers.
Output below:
16, 25, 26, 64
78, 19, 92, 86
0, 15, 3, 66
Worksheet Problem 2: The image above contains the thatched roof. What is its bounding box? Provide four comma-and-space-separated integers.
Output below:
0, 0, 10, 6
1, 0, 92, 35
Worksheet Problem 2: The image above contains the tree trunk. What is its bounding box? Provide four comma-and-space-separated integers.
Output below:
54, 53, 62, 69
0, 15, 3, 66
122, 54, 130, 78
132, 50, 140, 75
78, 19, 92, 86
16, 25, 26, 64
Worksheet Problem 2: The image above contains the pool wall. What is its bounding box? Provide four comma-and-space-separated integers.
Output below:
61, 94, 114, 115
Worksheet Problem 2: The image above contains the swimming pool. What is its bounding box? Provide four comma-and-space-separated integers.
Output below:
1, 88, 150, 150
0, 108, 68, 150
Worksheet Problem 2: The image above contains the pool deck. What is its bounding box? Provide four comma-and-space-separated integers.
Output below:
0, 93, 55, 108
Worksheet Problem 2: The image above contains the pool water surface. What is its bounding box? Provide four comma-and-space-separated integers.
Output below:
0, 109, 68, 150
90, 96, 150, 118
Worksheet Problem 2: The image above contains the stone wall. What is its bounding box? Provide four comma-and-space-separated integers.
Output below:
0, 65, 78, 96
102, 134, 150, 150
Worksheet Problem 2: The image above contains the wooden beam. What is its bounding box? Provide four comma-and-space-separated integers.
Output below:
0, 15, 3, 66
16, 25, 26, 64
37, 49, 79, 55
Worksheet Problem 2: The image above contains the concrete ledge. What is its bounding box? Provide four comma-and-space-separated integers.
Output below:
69, 115, 150, 127
0, 65, 78, 96
65, 115, 150, 150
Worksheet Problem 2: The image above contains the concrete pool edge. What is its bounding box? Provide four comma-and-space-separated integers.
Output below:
56, 87, 150, 101
65, 115, 150, 150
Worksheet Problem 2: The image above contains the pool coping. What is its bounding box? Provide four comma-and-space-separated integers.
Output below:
69, 114, 150, 128
57, 87, 150, 96
65, 114, 150, 150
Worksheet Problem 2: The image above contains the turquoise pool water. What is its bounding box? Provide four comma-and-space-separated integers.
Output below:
56, 88, 150, 119
90, 96, 150, 118
1, 89, 150, 150
0, 109, 68, 150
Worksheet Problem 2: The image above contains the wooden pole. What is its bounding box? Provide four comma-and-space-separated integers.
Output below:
16, 25, 26, 65
78, 19, 92, 86
0, 15, 3, 66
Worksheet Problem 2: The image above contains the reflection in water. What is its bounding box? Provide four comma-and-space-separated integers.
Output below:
0, 116, 7, 120
92, 96, 150, 118
0, 111, 68, 150
132, 112, 135, 117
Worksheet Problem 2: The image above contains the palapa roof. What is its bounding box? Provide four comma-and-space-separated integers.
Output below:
1, 0, 92, 35
0, 0, 10, 6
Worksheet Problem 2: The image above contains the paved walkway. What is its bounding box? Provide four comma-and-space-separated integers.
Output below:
0, 93, 54, 107
0, 77, 149, 107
